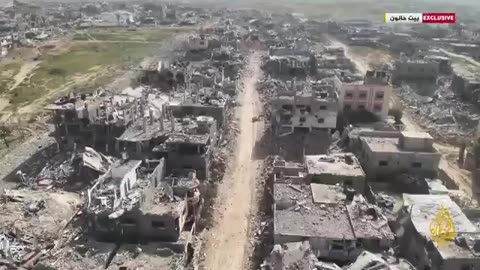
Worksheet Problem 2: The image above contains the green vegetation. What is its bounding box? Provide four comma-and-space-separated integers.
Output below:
9, 41, 158, 105
73, 27, 193, 42
6, 26, 193, 107
0, 62, 21, 94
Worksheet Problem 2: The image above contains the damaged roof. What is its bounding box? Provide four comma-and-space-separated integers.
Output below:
274, 183, 355, 240
305, 153, 365, 177
347, 201, 395, 241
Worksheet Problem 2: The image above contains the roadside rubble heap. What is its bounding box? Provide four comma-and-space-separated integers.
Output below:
0, 232, 29, 264
398, 82, 480, 142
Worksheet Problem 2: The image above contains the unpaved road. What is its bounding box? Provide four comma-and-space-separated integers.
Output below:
326, 35, 474, 195
203, 52, 264, 270
439, 48, 480, 69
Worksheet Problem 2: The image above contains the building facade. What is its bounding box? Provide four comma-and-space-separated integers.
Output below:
358, 132, 441, 180
336, 70, 392, 119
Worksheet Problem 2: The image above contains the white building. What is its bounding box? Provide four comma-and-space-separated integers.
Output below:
335, 70, 392, 119
358, 131, 441, 180
186, 35, 208, 51
272, 79, 338, 133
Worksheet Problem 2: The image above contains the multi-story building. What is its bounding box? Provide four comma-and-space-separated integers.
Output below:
392, 59, 439, 84
271, 79, 338, 134
335, 70, 392, 119
357, 131, 441, 180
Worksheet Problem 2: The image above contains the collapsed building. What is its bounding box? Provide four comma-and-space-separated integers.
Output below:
140, 60, 186, 90
344, 251, 416, 270
452, 72, 480, 104
269, 79, 337, 160
316, 46, 353, 70
184, 34, 212, 61
273, 183, 394, 263
263, 45, 315, 78
46, 92, 137, 152
86, 158, 202, 245
304, 153, 366, 194
391, 59, 439, 85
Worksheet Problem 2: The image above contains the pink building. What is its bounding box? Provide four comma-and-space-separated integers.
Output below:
335, 70, 392, 119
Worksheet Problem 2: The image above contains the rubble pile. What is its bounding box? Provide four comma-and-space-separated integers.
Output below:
398, 82, 480, 142
0, 232, 29, 264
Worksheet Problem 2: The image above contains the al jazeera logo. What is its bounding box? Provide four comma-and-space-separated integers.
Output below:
429, 205, 456, 245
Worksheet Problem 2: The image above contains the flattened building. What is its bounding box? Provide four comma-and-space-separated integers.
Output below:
274, 183, 394, 262
304, 153, 366, 193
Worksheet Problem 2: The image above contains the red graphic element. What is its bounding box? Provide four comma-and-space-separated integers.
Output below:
422, 13, 456, 24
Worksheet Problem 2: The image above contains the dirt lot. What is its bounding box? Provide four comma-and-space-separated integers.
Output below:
202, 52, 264, 270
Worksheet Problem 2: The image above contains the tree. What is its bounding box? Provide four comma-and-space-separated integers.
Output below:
389, 106, 403, 124
0, 125, 11, 148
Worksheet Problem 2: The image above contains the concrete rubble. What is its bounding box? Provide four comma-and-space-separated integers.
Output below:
250, 9, 480, 270
0, 5, 248, 269
4, 3, 480, 270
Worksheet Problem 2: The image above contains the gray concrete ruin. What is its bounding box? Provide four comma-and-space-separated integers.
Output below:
273, 183, 394, 263
86, 158, 202, 244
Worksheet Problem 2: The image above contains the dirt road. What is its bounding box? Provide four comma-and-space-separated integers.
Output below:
203, 52, 264, 270
326, 35, 474, 195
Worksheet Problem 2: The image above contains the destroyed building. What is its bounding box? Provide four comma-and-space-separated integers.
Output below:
304, 153, 366, 194
167, 87, 228, 128
316, 46, 353, 70
271, 79, 338, 134
140, 60, 185, 90
274, 183, 394, 263
356, 131, 441, 180
392, 59, 439, 85
117, 113, 217, 180
47, 93, 138, 152
86, 158, 201, 243
154, 116, 217, 180
397, 194, 480, 270
49, 86, 219, 181
263, 45, 315, 78
335, 70, 392, 119
452, 72, 480, 104
345, 251, 416, 270
261, 241, 328, 270
184, 34, 211, 61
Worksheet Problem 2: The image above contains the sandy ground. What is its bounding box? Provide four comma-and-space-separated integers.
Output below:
9, 61, 41, 92
326, 35, 474, 195
439, 48, 480, 69
203, 52, 264, 270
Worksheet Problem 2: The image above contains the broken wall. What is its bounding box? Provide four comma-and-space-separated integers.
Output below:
169, 104, 226, 128
89, 206, 182, 242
